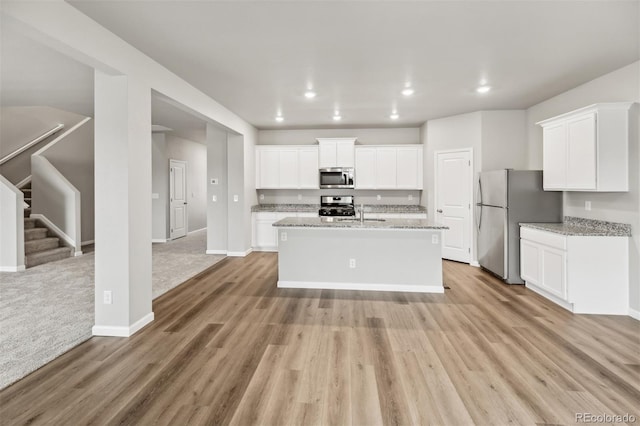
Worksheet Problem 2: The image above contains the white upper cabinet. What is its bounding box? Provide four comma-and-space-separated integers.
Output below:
255, 145, 319, 189
317, 138, 356, 168
355, 145, 423, 190
537, 102, 633, 192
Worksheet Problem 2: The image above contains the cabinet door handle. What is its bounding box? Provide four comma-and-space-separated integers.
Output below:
437, 209, 443, 213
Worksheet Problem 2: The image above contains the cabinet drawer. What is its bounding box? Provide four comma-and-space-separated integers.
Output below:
520, 227, 566, 250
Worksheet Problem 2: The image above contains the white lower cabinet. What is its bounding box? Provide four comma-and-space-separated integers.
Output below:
252, 212, 318, 251
520, 226, 628, 315
370, 212, 427, 220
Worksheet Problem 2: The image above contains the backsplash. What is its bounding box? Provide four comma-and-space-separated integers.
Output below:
257, 189, 422, 206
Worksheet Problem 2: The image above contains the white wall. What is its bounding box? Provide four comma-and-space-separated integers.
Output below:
481, 110, 527, 171
151, 133, 168, 241
0, 175, 25, 271
526, 61, 640, 313
206, 123, 228, 253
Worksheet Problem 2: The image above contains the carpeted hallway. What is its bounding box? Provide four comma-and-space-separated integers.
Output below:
0, 229, 224, 390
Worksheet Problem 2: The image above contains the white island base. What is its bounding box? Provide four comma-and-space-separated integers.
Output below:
275, 220, 445, 293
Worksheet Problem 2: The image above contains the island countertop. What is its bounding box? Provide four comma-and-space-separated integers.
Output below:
273, 216, 447, 230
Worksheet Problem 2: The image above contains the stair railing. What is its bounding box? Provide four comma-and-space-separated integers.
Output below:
0, 124, 64, 166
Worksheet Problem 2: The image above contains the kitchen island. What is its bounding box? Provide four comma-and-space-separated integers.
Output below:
273, 217, 448, 293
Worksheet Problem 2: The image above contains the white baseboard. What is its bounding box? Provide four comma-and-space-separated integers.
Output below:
277, 280, 445, 294
206, 249, 227, 255
30, 214, 76, 249
470, 261, 480, 267
152, 238, 167, 243
188, 227, 206, 235
252, 246, 278, 252
629, 307, 640, 321
73, 251, 83, 257
92, 312, 154, 337
0, 265, 26, 272
227, 247, 253, 257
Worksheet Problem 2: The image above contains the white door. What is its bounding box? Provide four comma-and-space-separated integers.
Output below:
169, 159, 187, 240
435, 149, 472, 263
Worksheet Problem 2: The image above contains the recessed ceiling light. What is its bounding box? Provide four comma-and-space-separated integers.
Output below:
333, 114, 342, 121
390, 113, 399, 120
275, 115, 284, 122
304, 91, 316, 99
402, 88, 414, 96
476, 85, 491, 94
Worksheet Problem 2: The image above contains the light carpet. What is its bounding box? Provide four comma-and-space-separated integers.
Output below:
0, 229, 224, 390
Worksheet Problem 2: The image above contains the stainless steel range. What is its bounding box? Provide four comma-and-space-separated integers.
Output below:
318, 195, 355, 217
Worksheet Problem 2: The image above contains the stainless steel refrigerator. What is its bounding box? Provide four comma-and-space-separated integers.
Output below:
476, 170, 562, 284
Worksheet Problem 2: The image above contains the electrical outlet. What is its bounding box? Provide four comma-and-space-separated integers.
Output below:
281, 231, 287, 242
103, 290, 112, 305
212, 195, 217, 202
233, 195, 239, 202
432, 234, 439, 244
585, 201, 592, 211
259, 194, 265, 200
408, 194, 413, 201
376, 194, 381, 201
349, 258, 356, 268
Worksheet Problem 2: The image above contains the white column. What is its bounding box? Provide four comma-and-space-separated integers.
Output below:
93, 70, 153, 336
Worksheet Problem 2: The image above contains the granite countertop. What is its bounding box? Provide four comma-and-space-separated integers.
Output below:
251, 204, 319, 212
520, 216, 631, 237
272, 217, 447, 230
251, 204, 427, 214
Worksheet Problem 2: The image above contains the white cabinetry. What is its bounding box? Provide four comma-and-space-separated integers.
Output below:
355, 145, 423, 190
537, 102, 632, 192
252, 211, 318, 251
255, 146, 319, 189
317, 138, 356, 168
368, 212, 427, 220
520, 227, 628, 314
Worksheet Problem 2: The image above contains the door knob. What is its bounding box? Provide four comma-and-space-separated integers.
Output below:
437, 209, 443, 213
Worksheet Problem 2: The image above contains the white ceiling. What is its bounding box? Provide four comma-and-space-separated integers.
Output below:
67, 0, 639, 130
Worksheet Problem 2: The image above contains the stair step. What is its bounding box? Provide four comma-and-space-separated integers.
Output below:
25, 228, 48, 241
25, 247, 72, 268
22, 188, 32, 195
24, 208, 31, 218
25, 237, 60, 254
24, 218, 37, 229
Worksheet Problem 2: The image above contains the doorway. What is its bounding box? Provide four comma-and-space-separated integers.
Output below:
434, 149, 473, 263
169, 159, 187, 240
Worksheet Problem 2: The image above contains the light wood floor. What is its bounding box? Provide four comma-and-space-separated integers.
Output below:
1, 252, 638, 425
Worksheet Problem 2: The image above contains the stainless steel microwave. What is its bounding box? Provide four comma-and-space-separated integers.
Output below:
319, 167, 355, 189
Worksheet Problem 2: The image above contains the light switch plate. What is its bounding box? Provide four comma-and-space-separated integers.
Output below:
210, 178, 219, 185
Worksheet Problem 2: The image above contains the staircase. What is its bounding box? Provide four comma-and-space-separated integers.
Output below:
21, 183, 73, 268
